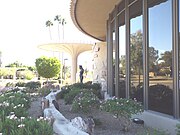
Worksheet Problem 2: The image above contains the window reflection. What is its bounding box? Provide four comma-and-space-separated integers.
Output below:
148, 0, 173, 115
119, 11, 126, 98
112, 21, 116, 96
129, 0, 143, 102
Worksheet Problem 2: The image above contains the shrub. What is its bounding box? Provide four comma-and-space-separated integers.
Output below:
0, 91, 30, 118
56, 86, 71, 100
24, 70, 35, 80
64, 88, 82, 104
15, 82, 26, 87
38, 87, 51, 97
100, 98, 143, 132
70, 83, 102, 99
25, 81, 41, 90
72, 90, 100, 113
6, 82, 14, 87
133, 84, 173, 115
0, 116, 53, 135
176, 124, 180, 135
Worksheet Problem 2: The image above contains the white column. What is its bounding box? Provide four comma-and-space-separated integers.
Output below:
71, 54, 78, 84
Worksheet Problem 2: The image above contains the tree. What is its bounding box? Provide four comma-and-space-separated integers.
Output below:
130, 30, 143, 86
54, 15, 62, 41
5, 61, 23, 67
54, 15, 66, 40
45, 20, 53, 40
160, 51, 172, 67
148, 47, 159, 72
61, 17, 66, 40
35, 56, 61, 81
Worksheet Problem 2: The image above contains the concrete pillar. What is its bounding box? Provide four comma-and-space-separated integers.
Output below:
71, 54, 78, 84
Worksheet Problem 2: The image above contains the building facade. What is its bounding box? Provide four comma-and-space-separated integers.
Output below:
71, 0, 180, 133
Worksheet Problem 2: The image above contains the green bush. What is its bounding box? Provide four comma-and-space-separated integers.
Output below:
100, 98, 143, 131
56, 86, 71, 100
0, 91, 30, 118
0, 117, 53, 135
133, 84, 173, 115
176, 124, 180, 135
15, 82, 26, 87
64, 88, 82, 104
72, 90, 100, 113
25, 81, 41, 90
6, 82, 14, 87
24, 70, 35, 80
38, 87, 51, 97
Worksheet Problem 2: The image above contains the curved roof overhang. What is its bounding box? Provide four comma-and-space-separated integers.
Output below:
38, 43, 92, 56
70, 0, 121, 41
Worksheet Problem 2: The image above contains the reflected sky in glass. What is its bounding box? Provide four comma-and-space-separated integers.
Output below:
149, 0, 172, 52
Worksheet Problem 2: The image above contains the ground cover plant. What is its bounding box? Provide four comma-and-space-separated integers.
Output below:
0, 89, 53, 135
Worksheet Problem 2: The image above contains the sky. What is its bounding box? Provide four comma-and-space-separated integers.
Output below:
0, 0, 96, 67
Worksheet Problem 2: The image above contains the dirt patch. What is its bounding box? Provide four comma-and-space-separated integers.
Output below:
57, 99, 149, 135
28, 97, 152, 135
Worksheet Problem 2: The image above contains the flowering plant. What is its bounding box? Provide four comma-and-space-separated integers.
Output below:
0, 115, 53, 135
72, 90, 100, 113
0, 89, 53, 135
100, 98, 143, 131
0, 91, 30, 117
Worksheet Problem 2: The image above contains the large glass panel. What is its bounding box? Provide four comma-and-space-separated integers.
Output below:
112, 21, 116, 96
129, 0, 143, 101
148, 0, 173, 115
119, 11, 126, 98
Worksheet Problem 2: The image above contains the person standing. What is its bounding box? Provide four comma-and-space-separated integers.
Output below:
79, 65, 84, 83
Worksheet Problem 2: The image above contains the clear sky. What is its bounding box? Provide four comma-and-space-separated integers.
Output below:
0, 0, 96, 67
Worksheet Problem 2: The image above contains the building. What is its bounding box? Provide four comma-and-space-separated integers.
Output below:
70, 0, 180, 134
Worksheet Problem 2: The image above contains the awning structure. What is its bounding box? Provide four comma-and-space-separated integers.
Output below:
38, 42, 93, 83
70, 0, 121, 41
70, 0, 168, 42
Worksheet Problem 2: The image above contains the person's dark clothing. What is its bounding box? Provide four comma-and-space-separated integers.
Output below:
79, 65, 84, 83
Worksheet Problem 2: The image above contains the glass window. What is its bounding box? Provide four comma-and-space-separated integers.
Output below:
112, 21, 116, 96
129, 0, 143, 102
148, 0, 173, 115
119, 11, 126, 98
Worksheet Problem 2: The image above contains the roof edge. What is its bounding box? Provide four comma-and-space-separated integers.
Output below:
70, 0, 104, 42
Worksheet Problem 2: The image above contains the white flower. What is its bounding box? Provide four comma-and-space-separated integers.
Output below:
18, 124, 25, 128
21, 117, 25, 120
9, 114, 15, 119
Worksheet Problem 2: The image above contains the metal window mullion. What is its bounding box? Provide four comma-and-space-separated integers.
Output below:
106, 19, 110, 95
115, 6, 120, 98
109, 14, 114, 96
143, 0, 149, 110
125, 0, 130, 99
172, 0, 179, 118
107, 17, 113, 96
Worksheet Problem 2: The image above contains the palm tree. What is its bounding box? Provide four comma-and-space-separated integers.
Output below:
54, 15, 62, 42
61, 18, 66, 40
45, 20, 53, 40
